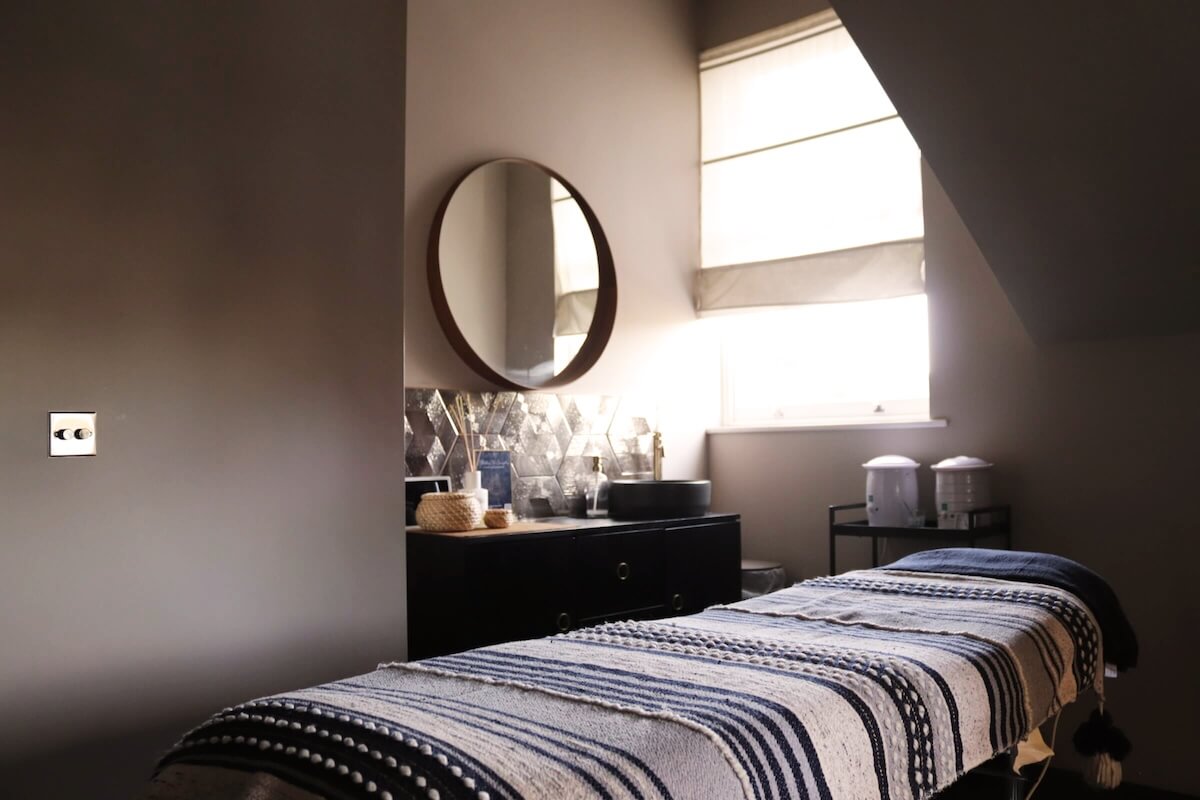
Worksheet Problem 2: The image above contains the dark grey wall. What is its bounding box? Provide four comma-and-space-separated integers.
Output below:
831, 0, 1200, 342
695, 0, 831, 51
0, 3, 406, 798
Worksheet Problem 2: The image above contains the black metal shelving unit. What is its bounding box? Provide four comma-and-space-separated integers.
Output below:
828, 502, 1011, 574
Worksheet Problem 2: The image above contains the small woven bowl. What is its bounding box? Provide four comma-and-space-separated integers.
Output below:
415, 492, 482, 532
484, 508, 516, 529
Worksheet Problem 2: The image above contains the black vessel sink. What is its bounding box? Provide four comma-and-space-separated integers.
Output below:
607, 479, 712, 520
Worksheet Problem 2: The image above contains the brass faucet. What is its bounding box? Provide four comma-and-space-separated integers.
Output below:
652, 431, 664, 480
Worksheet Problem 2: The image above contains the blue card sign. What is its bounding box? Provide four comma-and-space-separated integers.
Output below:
477, 450, 512, 509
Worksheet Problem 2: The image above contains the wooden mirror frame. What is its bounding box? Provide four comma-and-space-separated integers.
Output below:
427, 158, 618, 390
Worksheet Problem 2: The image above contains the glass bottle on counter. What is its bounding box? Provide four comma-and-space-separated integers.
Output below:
585, 455, 610, 518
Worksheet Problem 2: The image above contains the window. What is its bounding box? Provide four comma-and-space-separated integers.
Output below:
700, 11, 931, 427
551, 178, 596, 373
720, 296, 930, 425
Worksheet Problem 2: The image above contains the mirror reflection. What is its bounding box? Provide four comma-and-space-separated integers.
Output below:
436, 160, 604, 387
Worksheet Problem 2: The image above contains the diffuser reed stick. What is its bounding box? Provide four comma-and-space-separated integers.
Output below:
450, 395, 478, 472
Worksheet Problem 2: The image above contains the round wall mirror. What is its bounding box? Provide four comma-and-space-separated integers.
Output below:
428, 158, 616, 390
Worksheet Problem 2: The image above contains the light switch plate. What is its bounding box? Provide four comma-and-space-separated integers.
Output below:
49, 412, 97, 457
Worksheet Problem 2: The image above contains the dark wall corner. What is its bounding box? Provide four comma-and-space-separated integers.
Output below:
0, 2, 407, 797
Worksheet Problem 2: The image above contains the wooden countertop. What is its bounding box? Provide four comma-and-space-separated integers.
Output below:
406, 512, 739, 539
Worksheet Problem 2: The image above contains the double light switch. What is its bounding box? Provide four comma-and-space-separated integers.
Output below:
49, 412, 97, 456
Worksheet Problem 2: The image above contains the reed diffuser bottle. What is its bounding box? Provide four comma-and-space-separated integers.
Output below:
585, 455, 609, 518
449, 395, 487, 513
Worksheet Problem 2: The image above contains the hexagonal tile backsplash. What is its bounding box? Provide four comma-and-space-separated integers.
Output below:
404, 388, 456, 477
404, 388, 656, 518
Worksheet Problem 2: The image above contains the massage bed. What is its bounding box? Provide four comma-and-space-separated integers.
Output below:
146, 549, 1136, 800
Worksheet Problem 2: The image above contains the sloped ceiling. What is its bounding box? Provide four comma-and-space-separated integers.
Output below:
832, 0, 1200, 342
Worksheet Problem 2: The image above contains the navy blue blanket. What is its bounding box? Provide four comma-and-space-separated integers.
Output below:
882, 548, 1138, 670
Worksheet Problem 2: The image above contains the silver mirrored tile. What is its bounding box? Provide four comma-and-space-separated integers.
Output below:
556, 434, 620, 499
607, 395, 658, 478
404, 388, 457, 477
558, 394, 619, 436
485, 392, 517, 437
439, 391, 494, 436
511, 474, 567, 518
500, 392, 572, 477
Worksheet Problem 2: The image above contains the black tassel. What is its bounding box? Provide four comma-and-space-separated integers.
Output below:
1074, 707, 1132, 790
1073, 708, 1132, 761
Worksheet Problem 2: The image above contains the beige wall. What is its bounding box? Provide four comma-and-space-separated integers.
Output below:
405, 0, 717, 478
504, 164, 557, 383
710, 163, 1200, 793
0, 3, 406, 797
440, 164, 509, 368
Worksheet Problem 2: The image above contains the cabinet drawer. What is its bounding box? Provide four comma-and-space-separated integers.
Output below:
465, 535, 575, 647
408, 515, 741, 659
575, 529, 665, 619
665, 521, 741, 614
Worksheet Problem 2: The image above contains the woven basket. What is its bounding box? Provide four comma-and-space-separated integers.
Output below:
415, 492, 482, 532
484, 508, 516, 529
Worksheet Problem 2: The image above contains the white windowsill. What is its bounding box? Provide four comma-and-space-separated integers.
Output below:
708, 418, 947, 435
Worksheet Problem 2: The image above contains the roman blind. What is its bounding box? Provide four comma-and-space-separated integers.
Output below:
551, 179, 599, 337
698, 12, 925, 313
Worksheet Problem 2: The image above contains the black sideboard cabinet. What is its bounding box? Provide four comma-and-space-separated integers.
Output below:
407, 513, 741, 660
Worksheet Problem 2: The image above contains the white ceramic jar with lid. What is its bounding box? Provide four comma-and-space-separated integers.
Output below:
863, 455, 921, 527
932, 455, 994, 513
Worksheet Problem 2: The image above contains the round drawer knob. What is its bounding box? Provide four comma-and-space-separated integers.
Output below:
616, 562, 631, 581
556, 612, 572, 632
671, 593, 684, 611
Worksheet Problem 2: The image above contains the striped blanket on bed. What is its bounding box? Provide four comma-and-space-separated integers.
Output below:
156, 570, 1104, 800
